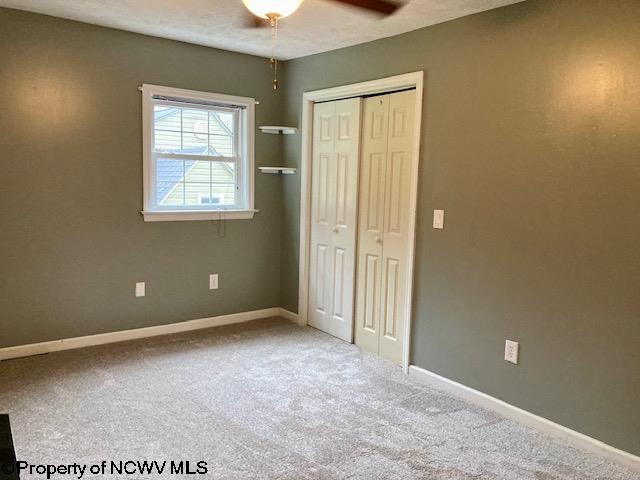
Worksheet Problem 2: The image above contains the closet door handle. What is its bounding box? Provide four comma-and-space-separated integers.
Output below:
333, 226, 339, 233
375, 236, 383, 244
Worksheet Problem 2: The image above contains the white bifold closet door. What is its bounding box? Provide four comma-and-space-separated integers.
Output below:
354, 90, 416, 365
308, 97, 362, 342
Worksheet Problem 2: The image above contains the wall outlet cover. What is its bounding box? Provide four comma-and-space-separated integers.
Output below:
135, 282, 145, 298
505, 340, 519, 364
433, 209, 445, 229
209, 274, 219, 290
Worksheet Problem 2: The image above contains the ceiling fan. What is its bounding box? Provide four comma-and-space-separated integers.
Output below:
242, 0, 402, 26
241, 0, 404, 89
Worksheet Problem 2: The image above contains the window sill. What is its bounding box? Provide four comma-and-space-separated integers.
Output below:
141, 209, 258, 222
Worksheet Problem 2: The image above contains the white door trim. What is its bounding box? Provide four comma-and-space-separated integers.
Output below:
298, 71, 424, 373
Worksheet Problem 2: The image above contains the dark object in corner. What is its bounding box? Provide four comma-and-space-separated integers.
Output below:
0, 415, 19, 480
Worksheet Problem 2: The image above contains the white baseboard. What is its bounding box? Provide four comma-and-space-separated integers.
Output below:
0, 307, 293, 362
278, 308, 299, 324
408, 365, 640, 472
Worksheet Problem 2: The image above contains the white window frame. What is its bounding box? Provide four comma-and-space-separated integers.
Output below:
141, 84, 256, 222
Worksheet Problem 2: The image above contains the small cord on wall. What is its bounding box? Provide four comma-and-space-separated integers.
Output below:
212, 212, 226, 238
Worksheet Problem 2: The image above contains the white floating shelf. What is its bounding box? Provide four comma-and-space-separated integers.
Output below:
259, 167, 297, 175
259, 126, 298, 135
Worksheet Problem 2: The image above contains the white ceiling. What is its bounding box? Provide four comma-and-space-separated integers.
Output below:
0, 0, 524, 60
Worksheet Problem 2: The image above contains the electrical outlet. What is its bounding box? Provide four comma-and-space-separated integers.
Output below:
135, 282, 145, 298
504, 340, 519, 364
433, 209, 445, 229
209, 274, 219, 290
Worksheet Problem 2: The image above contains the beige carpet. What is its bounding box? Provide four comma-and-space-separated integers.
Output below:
0, 317, 637, 479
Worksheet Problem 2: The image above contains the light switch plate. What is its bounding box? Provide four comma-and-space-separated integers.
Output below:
433, 209, 445, 229
209, 274, 219, 290
135, 282, 145, 297
505, 340, 519, 364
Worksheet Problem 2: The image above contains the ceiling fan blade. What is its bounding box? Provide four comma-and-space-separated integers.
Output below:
325, 0, 402, 16
242, 11, 268, 28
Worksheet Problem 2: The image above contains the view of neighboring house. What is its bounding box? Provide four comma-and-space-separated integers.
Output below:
153, 105, 237, 207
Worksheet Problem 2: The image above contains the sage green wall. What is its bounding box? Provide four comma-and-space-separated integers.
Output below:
0, 8, 285, 348
2, 0, 639, 458
281, 0, 640, 455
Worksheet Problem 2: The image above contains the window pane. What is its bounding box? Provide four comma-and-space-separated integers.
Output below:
210, 112, 234, 136
182, 109, 208, 134
154, 106, 181, 131
155, 157, 236, 208
211, 182, 236, 206
209, 111, 235, 157
212, 162, 236, 206
209, 134, 233, 157
155, 130, 182, 152
160, 182, 185, 206
182, 131, 208, 152
183, 161, 236, 206
153, 104, 237, 158
156, 158, 191, 205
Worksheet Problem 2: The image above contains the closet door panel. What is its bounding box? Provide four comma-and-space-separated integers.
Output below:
362, 253, 381, 331
379, 90, 416, 365
332, 247, 347, 321
366, 153, 385, 232
309, 102, 336, 334
309, 98, 361, 343
382, 257, 400, 339
354, 95, 389, 354
330, 98, 362, 342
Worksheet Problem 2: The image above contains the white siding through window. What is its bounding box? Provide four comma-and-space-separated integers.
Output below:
141, 84, 255, 221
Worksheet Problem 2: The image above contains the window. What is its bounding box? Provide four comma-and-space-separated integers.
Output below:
141, 84, 255, 221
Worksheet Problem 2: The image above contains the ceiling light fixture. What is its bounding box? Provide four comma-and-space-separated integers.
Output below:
241, 0, 304, 20
242, 0, 304, 90
241, 0, 403, 91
